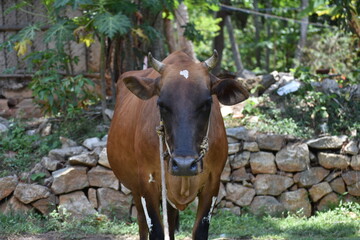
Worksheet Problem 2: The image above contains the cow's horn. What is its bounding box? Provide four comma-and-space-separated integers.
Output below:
148, 52, 165, 73
204, 50, 218, 70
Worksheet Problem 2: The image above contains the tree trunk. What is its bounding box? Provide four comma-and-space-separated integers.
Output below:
174, 2, 196, 60
253, 0, 261, 68
225, 15, 244, 75
99, 34, 108, 122
151, 13, 166, 60
213, 8, 227, 76
265, 0, 272, 72
294, 0, 309, 66
164, 14, 178, 53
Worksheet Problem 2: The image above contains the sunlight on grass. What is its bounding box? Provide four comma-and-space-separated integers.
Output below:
0, 202, 359, 239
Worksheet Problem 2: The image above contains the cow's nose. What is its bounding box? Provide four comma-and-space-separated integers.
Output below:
169, 155, 203, 176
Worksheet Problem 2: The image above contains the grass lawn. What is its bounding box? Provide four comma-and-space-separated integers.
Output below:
1, 201, 359, 240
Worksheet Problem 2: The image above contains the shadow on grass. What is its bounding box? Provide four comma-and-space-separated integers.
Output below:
194, 208, 360, 240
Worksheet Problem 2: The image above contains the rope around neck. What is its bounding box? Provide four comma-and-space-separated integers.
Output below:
156, 119, 210, 240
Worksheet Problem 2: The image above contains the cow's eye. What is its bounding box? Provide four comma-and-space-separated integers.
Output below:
158, 102, 172, 114
197, 98, 212, 113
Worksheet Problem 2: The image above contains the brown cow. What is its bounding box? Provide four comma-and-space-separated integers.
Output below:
107, 50, 249, 240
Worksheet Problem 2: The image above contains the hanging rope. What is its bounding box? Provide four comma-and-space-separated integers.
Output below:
156, 121, 170, 240
155, 118, 211, 239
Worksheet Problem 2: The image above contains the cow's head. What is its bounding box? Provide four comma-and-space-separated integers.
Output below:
123, 50, 249, 176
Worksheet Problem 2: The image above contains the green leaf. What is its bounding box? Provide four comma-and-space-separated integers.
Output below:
94, 12, 131, 39
44, 20, 76, 43
53, 0, 71, 8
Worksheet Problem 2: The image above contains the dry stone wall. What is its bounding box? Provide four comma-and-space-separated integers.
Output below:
0, 127, 359, 219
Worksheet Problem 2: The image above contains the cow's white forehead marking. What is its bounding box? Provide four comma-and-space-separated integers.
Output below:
180, 70, 189, 79
141, 197, 153, 232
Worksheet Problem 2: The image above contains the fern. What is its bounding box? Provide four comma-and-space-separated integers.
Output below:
94, 12, 131, 39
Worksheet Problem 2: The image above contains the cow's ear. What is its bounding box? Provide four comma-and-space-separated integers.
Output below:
210, 74, 249, 105
123, 76, 160, 100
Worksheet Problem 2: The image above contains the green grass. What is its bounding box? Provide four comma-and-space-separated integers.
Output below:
1, 202, 359, 239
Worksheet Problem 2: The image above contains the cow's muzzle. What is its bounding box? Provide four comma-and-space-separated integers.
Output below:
169, 155, 203, 176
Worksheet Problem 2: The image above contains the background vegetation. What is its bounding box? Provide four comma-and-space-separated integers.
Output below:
0, 0, 359, 238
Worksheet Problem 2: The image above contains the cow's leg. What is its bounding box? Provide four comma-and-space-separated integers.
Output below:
167, 202, 179, 240
192, 185, 219, 240
134, 193, 164, 240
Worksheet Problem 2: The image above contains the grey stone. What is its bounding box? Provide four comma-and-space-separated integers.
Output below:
279, 188, 311, 217
324, 171, 342, 182
0, 175, 18, 201
88, 165, 119, 190
254, 174, 294, 196
256, 134, 285, 151
97, 188, 132, 219
318, 152, 350, 170
275, 143, 310, 172
101, 134, 108, 142
220, 160, 231, 182
309, 182, 332, 202
351, 155, 360, 170
231, 167, 251, 182
29, 163, 51, 180
341, 141, 359, 155
317, 193, 340, 211
226, 127, 256, 141
51, 166, 89, 194
88, 188, 98, 209
330, 177, 346, 194
341, 171, 360, 185
83, 137, 101, 150
121, 184, 132, 195
31, 194, 57, 215
226, 183, 255, 206
98, 147, 111, 169
14, 183, 50, 204
68, 152, 98, 167
41, 157, 63, 171
306, 136, 347, 149
250, 151, 276, 174
250, 196, 284, 216
105, 109, 114, 120
243, 142, 259, 152
228, 143, 241, 154
0, 196, 32, 214
0, 123, 8, 133
59, 136, 78, 149
59, 191, 97, 217
227, 137, 238, 144
295, 167, 330, 187
49, 146, 86, 160
348, 182, 360, 196
229, 151, 250, 169
217, 183, 226, 202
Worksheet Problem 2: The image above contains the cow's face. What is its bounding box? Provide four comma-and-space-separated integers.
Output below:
123, 51, 249, 176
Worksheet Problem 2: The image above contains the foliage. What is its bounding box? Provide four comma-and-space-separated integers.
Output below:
0, 114, 107, 177
1, 202, 360, 239
302, 29, 360, 84
24, 49, 98, 117
0, 121, 60, 176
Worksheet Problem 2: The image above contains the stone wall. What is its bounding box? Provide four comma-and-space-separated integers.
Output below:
0, 127, 359, 219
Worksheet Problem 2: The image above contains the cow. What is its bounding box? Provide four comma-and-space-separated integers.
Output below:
107, 50, 249, 240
